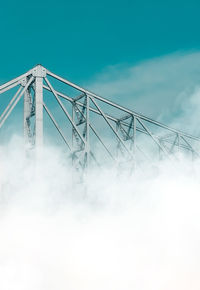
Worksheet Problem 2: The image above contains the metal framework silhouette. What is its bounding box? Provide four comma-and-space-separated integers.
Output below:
0, 65, 199, 173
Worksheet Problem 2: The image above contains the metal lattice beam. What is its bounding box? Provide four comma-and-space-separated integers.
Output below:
0, 64, 199, 174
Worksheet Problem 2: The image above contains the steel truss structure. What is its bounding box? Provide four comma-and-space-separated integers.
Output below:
0, 65, 200, 173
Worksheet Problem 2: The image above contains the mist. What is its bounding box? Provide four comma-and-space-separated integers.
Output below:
0, 134, 200, 290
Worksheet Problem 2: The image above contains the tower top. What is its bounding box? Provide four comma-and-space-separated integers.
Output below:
32, 65, 46, 77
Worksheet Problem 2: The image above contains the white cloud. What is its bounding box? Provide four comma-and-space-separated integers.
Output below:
86, 51, 200, 135
1, 141, 200, 290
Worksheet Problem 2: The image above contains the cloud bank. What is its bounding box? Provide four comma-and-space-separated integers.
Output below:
0, 136, 200, 290
87, 51, 200, 135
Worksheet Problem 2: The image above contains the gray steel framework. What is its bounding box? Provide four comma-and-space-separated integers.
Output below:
0, 65, 199, 173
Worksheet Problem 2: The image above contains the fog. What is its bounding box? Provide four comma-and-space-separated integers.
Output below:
0, 135, 200, 290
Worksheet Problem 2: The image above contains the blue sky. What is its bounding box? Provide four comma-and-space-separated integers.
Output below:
1, 0, 200, 82
1, 0, 200, 141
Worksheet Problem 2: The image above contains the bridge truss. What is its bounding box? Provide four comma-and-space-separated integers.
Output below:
0, 65, 199, 174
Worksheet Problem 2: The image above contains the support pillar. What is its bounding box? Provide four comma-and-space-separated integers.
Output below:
32, 65, 46, 149
85, 94, 90, 168
23, 78, 32, 146
35, 76, 43, 147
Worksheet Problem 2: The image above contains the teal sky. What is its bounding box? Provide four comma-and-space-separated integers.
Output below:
1, 0, 200, 143
1, 0, 200, 83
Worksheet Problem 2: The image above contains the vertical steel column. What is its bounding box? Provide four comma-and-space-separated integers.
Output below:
35, 76, 43, 147
85, 94, 90, 168
133, 116, 137, 169
133, 116, 136, 155
72, 103, 74, 148
72, 102, 75, 166
116, 121, 120, 159
32, 65, 46, 149
23, 77, 32, 145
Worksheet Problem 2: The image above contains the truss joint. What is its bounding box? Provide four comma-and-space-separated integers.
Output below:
32, 65, 46, 77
